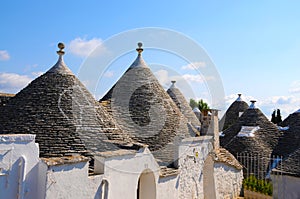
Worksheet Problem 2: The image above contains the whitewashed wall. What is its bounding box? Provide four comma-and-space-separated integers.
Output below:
0, 134, 243, 199
272, 174, 300, 199
157, 176, 179, 199
0, 134, 40, 199
44, 161, 103, 199
214, 163, 243, 199
101, 147, 160, 199
177, 136, 213, 199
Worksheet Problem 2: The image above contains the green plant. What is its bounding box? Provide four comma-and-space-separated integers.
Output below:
243, 175, 272, 196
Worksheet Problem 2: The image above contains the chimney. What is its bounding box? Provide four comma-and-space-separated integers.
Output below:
236, 93, 242, 101
249, 100, 256, 109
170, 80, 176, 88
207, 109, 219, 150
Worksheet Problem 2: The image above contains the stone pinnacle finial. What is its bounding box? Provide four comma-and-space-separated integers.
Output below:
249, 100, 257, 109
236, 93, 242, 101
171, 80, 176, 84
57, 42, 65, 56
136, 42, 143, 54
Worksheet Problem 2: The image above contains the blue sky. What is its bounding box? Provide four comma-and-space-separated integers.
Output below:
1, 1, 300, 119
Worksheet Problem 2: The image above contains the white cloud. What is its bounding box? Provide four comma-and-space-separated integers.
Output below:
181, 62, 206, 70
154, 69, 171, 86
289, 80, 300, 94
31, 71, 44, 77
0, 72, 42, 94
69, 37, 104, 57
0, 73, 32, 93
224, 93, 300, 120
103, 70, 114, 78
182, 74, 214, 83
0, 50, 10, 61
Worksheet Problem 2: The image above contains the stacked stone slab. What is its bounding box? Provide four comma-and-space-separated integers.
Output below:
0, 45, 133, 158
220, 101, 283, 178
219, 94, 249, 131
274, 147, 300, 177
272, 110, 300, 159
100, 44, 197, 166
167, 81, 201, 131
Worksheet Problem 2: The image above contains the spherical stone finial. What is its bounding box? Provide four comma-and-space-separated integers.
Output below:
138, 42, 143, 48
58, 42, 65, 50
57, 42, 65, 55
136, 42, 143, 54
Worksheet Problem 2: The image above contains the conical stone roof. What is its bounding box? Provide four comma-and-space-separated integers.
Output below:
220, 101, 283, 156
100, 43, 197, 165
219, 94, 249, 131
274, 147, 300, 177
167, 81, 201, 129
0, 43, 133, 158
272, 110, 300, 158
280, 110, 300, 127
220, 102, 283, 178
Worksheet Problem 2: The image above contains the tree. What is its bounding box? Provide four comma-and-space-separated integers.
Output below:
271, 109, 282, 124
271, 110, 276, 124
189, 98, 198, 109
198, 99, 210, 112
276, 109, 282, 123
189, 98, 210, 111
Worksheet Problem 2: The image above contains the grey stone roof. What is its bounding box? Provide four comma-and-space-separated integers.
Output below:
212, 148, 243, 170
221, 107, 282, 155
270, 110, 300, 177
167, 81, 201, 129
41, 155, 89, 166
159, 166, 179, 177
220, 106, 283, 178
100, 46, 197, 166
0, 93, 15, 106
274, 148, 300, 177
272, 112, 300, 159
219, 94, 249, 131
0, 49, 133, 158
280, 111, 300, 127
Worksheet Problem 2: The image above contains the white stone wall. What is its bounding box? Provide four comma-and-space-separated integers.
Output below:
0, 134, 244, 199
178, 136, 213, 199
44, 161, 103, 199
102, 147, 160, 199
214, 163, 243, 199
157, 176, 179, 199
272, 174, 300, 199
0, 134, 40, 199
